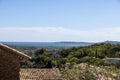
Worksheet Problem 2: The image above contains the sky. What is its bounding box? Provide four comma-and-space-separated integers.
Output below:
0, 0, 120, 42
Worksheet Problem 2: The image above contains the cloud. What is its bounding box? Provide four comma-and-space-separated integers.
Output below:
0, 27, 120, 42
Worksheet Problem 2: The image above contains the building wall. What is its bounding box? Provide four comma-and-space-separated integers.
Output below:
0, 48, 20, 80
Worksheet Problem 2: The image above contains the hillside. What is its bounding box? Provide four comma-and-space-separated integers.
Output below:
15, 43, 120, 69
56, 43, 120, 66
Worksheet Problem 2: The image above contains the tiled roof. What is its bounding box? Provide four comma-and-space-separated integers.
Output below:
0, 43, 31, 62
20, 68, 61, 80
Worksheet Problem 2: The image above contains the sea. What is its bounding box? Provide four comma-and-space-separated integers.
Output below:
0, 42, 92, 47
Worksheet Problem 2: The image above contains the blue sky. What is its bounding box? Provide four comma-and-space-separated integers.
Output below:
0, 0, 120, 42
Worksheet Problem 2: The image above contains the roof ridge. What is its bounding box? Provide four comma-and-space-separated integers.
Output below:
0, 43, 31, 60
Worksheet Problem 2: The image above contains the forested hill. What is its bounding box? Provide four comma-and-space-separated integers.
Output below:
58, 43, 120, 58
19, 43, 120, 68
54, 43, 120, 67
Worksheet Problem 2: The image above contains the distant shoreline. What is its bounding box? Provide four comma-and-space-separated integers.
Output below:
0, 42, 93, 47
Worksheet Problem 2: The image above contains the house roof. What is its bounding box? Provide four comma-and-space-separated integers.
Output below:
0, 43, 31, 62
20, 68, 61, 80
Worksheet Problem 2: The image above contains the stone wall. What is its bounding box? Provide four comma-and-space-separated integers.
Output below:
0, 48, 20, 80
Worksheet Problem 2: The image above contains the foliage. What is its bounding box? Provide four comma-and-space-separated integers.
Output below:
55, 43, 120, 67
19, 43, 120, 68
61, 64, 120, 80
15, 43, 120, 80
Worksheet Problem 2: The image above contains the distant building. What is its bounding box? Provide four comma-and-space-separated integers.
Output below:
20, 68, 61, 80
0, 43, 31, 80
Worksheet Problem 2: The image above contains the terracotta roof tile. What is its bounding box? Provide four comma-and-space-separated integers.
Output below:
20, 68, 61, 80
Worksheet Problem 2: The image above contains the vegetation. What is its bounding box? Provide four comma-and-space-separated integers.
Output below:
56, 43, 120, 66
13, 43, 120, 80
61, 63, 120, 80
19, 43, 120, 68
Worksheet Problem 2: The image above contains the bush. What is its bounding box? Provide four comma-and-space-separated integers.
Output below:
61, 64, 120, 80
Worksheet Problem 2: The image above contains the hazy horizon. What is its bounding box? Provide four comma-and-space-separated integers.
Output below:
0, 40, 119, 43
